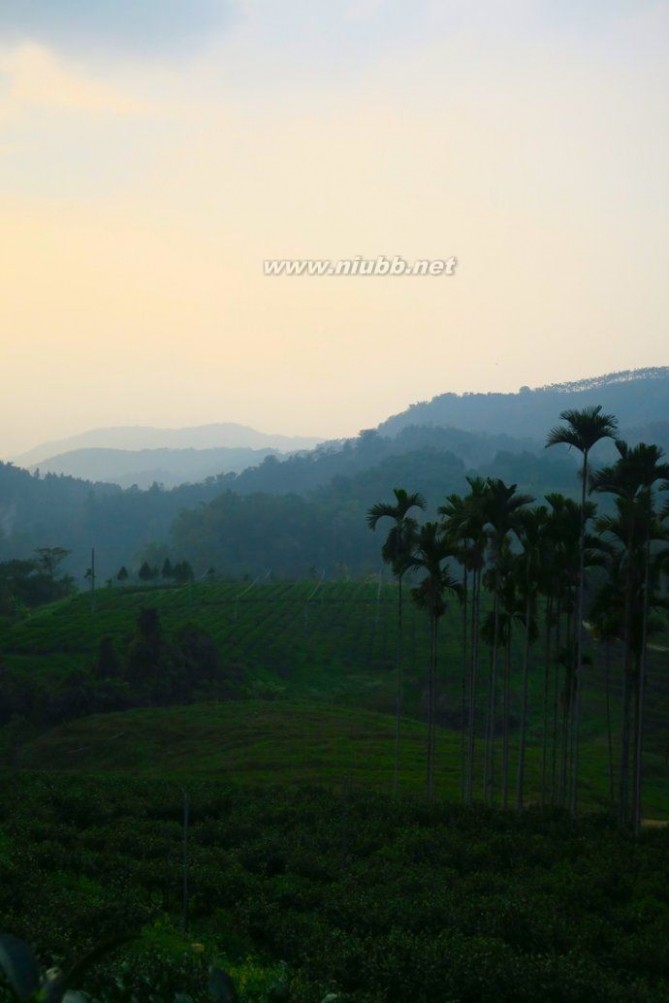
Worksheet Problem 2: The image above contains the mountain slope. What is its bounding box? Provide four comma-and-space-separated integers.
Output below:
13, 423, 323, 467
28, 445, 285, 489
379, 368, 669, 439
18, 701, 451, 790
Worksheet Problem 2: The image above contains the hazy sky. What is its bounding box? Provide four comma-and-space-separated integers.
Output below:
2, 1, 668, 457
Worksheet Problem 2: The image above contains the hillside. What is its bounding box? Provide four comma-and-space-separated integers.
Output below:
0, 580, 460, 714
19, 698, 657, 814
379, 368, 669, 440
2, 580, 669, 814
0, 461, 230, 578
0, 433, 579, 581
12, 422, 323, 467
2, 368, 667, 582
28, 445, 286, 489
18, 700, 461, 791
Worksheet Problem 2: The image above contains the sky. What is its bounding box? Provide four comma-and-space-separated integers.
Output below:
1, 0, 668, 457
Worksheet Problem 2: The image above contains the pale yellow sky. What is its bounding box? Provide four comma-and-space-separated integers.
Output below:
1, 1, 668, 457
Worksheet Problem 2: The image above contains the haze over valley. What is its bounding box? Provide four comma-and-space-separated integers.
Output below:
2, 367, 668, 582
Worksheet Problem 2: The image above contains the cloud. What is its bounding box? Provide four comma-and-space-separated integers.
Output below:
0, 44, 150, 116
0, 1, 238, 57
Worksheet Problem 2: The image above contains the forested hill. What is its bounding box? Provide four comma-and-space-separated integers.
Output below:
27, 444, 285, 490
379, 368, 669, 439
3, 367, 668, 582
0, 463, 231, 575
0, 429, 578, 582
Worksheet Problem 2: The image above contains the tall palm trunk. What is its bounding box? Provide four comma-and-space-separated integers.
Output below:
619, 516, 636, 828
550, 600, 562, 804
484, 577, 500, 805
570, 453, 589, 816
502, 630, 512, 810
546, 407, 619, 814
516, 590, 532, 811
619, 662, 633, 828
541, 596, 553, 806
560, 611, 573, 808
393, 574, 404, 799
633, 529, 652, 833
426, 613, 438, 801
604, 638, 615, 813
465, 567, 481, 804
633, 655, 646, 835
460, 565, 469, 801
367, 489, 426, 802
591, 444, 669, 829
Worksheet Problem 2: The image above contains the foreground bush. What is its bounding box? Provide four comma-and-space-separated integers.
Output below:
1, 775, 669, 1000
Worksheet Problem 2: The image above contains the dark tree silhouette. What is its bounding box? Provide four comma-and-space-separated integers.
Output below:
546, 405, 617, 814
408, 521, 461, 801
367, 488, 425, 796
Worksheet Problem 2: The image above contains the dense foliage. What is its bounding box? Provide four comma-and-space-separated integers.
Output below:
0, 604, 231, 732
1, 777, 669, 1001
0, 424, 579, 584
0, 550, 75, 617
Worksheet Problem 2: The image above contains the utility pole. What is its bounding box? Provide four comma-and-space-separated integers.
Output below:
89, 547, 96, 614
181, 789, 190, 933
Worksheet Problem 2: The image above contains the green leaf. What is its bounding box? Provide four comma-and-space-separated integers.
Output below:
0, 935, 40, 1000
208, 966, 239, 1003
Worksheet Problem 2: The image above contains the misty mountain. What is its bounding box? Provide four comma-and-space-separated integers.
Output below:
378, 368, 669, 441
0, 426, 579, 583
2, 367, 668, 582
13, 423, 323, 467
221, 423, 569, 497
28, 446, 288, 489
0, 461, 229, 578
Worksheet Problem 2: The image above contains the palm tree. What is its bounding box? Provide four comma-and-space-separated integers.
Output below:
588, 600, 620, 814
591, 441, 669, 828
408, 521, 461, 801
439, 491, 470, 799
592, 503, 669, 827
481, 479, 533, 805
546, 405, 618, 814
514, 506, 546, 811
367, 488, 426, 797
481, 550, 521, 809
440, 476, 489, 805
542, 492, 596, 806
539, 495, 568, 804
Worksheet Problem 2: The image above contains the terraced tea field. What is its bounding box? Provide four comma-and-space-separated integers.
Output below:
2, 579, 669, 814
0, 579, 469, 713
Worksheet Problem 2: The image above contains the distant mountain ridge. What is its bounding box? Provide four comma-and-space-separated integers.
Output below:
2, 365, 668, 581
28, 446, 287, 490
13, 422, 324, 468
378, 367, 669, 440
10, 368, 669, 489
522, 367, 669, 393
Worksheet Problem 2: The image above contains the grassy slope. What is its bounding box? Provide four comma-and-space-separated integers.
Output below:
16, 699, 669, 817
2, 578, 667, 733
19, 700, 453, 788
0, 579, 466, 713
3, 580, 669, 815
